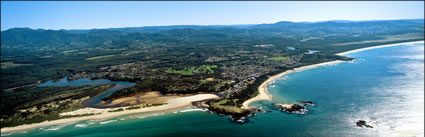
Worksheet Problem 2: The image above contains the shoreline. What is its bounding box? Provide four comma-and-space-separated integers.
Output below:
336, 41, 424, 56
1, 94, 219, 134
242, 60, 343, 108
2, 40, 423, 134
242, 40, 424, 108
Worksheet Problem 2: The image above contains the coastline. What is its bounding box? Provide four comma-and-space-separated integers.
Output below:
1, 94, 219, 134
336, 41, 424, 56
2, 40, 423, 134
242, 60, 343, 108
242, 40, 424, 108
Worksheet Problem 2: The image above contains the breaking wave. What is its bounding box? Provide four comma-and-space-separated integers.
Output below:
99, 120, 117, 125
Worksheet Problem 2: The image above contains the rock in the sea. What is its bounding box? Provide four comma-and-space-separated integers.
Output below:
275, 103, 307, 114
356, 120, 373, 128
251, 107, 266, 113
231, 116, 247, 124
297, 100, 314, 106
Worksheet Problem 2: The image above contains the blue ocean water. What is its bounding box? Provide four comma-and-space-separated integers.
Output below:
3, 42, 424, 137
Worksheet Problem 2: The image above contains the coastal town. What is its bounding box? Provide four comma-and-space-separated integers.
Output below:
62, 45, 352, 123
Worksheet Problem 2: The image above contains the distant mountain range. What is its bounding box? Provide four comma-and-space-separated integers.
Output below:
1, 19, 423, 92
3, 19, 423, 33
2, 19, 424, 49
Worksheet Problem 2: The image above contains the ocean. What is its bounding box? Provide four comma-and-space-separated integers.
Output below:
3, 42, 424, 137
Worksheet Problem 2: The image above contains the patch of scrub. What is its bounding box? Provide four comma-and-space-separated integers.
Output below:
1, 62, 32, 69
62, 50, 78, 54
86, 55, 116, 60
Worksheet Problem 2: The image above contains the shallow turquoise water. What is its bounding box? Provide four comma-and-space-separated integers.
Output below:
4, 42, 424, 137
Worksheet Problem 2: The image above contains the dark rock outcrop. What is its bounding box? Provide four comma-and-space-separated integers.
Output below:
275, 103, 307, 114
275, 100, 316, 114
356, 120, 373, 128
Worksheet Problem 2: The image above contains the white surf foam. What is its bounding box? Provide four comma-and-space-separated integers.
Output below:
179, 108, 207, 113
75, 124, 88, 128
43, 122, 75, 131
99, 120, 117, 125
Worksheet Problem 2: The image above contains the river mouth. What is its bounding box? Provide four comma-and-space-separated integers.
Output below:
37, 77, 136, 108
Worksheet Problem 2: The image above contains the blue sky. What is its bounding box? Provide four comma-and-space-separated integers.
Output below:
1, 1, 424, 30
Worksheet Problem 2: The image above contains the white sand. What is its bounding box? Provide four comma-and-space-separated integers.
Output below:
336, 41, 424, 56
1, 94, 219, 134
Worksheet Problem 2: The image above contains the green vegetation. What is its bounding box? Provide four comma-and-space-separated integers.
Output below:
62, 50, 78, 54
226, 71, 273, 106
126, 105, 142, 110
210, 102, 245, 113
144, 103, 167, 107
267, 56, 289, 61
300, 54, 353, 66
125, 103, 166, 110
217, 99, 228, 105
165, 65, 218, 75
61, 113, 97, 118
0, 84, 113, 128
108, 108, 124, 112
166, 67, 195, 75
86, 55, 116, 60
1, 62, 31, 69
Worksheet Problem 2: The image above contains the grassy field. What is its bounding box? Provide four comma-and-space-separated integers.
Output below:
217, 99, 228, 105
210, 102, 245, 113
267, 56, 289, 61
208, 98, 244, 113
78, 51, 88, 54
1, 62, 31, 69
86, 55, 116, 60
165, 65, 218, 75
62, 50, 78, 54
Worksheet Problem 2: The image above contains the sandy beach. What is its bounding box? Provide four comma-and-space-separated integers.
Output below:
93, 91, 179, 108
336, 41, 424, 56
242, 40, 424, 108
242, 60, 343, 108
1, 94, 219, 134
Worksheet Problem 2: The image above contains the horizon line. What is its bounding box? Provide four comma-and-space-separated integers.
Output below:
2, 18, 424, 32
